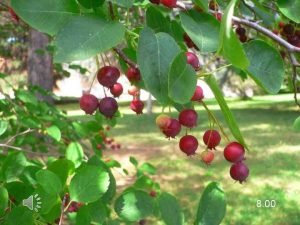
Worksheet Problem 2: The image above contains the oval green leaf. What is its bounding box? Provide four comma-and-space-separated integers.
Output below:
65, 142, 84, 168
11, 0, 79, 36
195, 182, 226, 225
36, 169, 63, 195
158, 192, 184, 225
0, 187, 8, 216
69, 165, 110, 203
77, 0, 104, 9
137, 28, 180, 105
0, 120, 8, 136
244, 40, 285, 94
114, 190, 154, 222
168, 52, 197, 104
277, 0, 300, 23
54, 15, 125, 63
205, 75, 248, 149
180, 11, 220, 52
46, 125, 61, 141
6, 206, 35, 225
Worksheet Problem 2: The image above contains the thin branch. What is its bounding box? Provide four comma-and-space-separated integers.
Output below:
0, 143, 63, 156
288, 53, 300, 108
108, 1, 115, 20
5, 129, 34, 145
113, 47, 138, 68
58, 195, 67, 225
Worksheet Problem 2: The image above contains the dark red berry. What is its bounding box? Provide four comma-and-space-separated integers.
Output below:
150, 0, 160, 4
186, 52, 200, 70
236, 27, 246, 36
110, 83, 123, 98
139, 219, 147, 225
8, 7, 19, 23
97, 66, 120, 88
272, 29, 279, 35
116, 143, 121, 149
278, 21, 285, 29
67, 202, 83, 213
282, 24, 294, 36
160, 0, 177, 8
178, 109, 198, 128
224, 142, 245, 163
162, 119, 181, 138
287, 35, 300, 47
99, 97, 118, 119
183, 33, 195, 48
191, 86, 204, 101
179, 135, 198, 156
79, 94, 98, 114
203, 129, 221, 149
239, 35, 248, 43
230, 162, 249, 183
149, 190, 157, 197
130, 99, 144, 114
214, 12, 222, 21
200, 150, 214, 165
126, 67, 141, 82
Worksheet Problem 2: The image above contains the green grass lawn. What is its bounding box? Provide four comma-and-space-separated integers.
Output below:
62, 94, 300, 225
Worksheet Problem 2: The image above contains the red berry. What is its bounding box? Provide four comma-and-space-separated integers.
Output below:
160, 0, 177, 8
130, 99, 144, 114
139, 220, 147, 225
126, 67, 141, 82
116, 144, 121, 149
149, 190, 157, 197
156, 114, 171, 130
99, 97, 118, 119
162, 119, 181, 138
278, 21, 285, 29
110, 83, 123, 98
97, 144, 102, 150
191, 86, 204, 101
183, 33, 195, 48
178, 109, 198, 128
203, 129, 221, 149
230, 162, 249, 183
214, 12, 222, 21
282, 24, 294, 36
79, 94, 98, 114
186, 52, 200, 70
224, 142, 245, 163
287, 35, 300, 47
67, 202, 83, 213
239, 35, 248, 43
200, 150, 214, 165
150, 0, 160, 4
8, 7, 20, 23
272, 29, 279, 35
236, 27, 246, 36
179, 135, 198, 156
97, 66, 120, 88
128, 85, 140, 96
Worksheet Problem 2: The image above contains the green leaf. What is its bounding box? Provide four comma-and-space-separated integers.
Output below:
293, 116, 300, 132
192, 0, 209, 12
2, 152, 27, 182
76, 205, 92, 225
0, 187, 8, 216
11, 0, 79, 36
77, 0, 104, 9
251, 0, 275, 26
158, 192, 184, 225
168, 52, 197, 104
111, 0, 134, 8
69, 165, 110, 203
34, 187, 60, 214
46, 125, 61, 141
0, 120, 8, 136
36, 170, 63, 195
114, 190, 154, 222
15, 90, 38, 106
218, 0, 249, 69
6, 206, 35, 225
129, 156, 138, 167
5, 182, 34, 204
54, 15, 125, 63
88, 200, 109, 224
146, 7, 169, 33
195, 182, 226, 225
244, 40, 285, 94
138, 163, 157, 175
180, 11, 220, 52
277, 0, 300, 23
48, 159, 75, 185
66, 142, 84, 168
205, 75, 248, 149
137, 28, 180, 105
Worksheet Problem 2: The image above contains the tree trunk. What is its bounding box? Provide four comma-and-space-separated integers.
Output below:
27, 29, 53, 103
146, 93, 152, 115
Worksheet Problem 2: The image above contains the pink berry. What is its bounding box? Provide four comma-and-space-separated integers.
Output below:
178, 109, 198, 128
156, 114, 172, 130
97, 66, 120, 88
128, 85, 140, 96
186, 52, 200, 70
162, 119, 181, 138
110, 83, 123, 98
126, 67, 141, 82
191, 86, 204, 101
230, 162, 249, 183
130, 99, 144, 114
200, 150, 214, 165
224, 142, 245, 163
160, 0, 177, 8
203, 129, 221, 149
79, 94, 98, 114
99, 97, 118, 119
179, 135, 198, 156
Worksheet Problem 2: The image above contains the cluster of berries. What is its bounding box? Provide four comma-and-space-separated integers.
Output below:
275, 22, 300, 48
98, 127, 122, 151
235, 26, 248, 43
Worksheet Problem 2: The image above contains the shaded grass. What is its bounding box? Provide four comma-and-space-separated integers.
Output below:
61, 94, 300, 225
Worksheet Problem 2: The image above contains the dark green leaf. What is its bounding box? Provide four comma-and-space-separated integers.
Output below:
6, 206, 35, 225
168, 52, 197, 104
0, 120, 8, 136
146, 7, 169, 33
0, 187, 8, 216
76, 205, 92, 225
78, 0, 104, 9
11, 0, 79, 36
137, 28, 180, 105
159, 192, 184, 225
54, 15, 125, 63
88, 200, 109, 224
244, 40, 285, 94
36, 169, 63, 195
195, 182, 226, 225
69, 165, 110, 203
48, 159, 75, 185
46, 125, 61, 141
5, 182, 34, 204
138, 163, 157, 175
205, 75, 248, 149
180, 11, 220, 52
129, 156, 138, 167
2, 152, 27, 182
192, 0, 209, 12
65, 142, 84, 168
111, 0, 134, 8
114, 190, 154, 222
277, 0, 300, 23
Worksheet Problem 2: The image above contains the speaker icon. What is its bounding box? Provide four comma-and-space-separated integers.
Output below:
22, 194, 42, 212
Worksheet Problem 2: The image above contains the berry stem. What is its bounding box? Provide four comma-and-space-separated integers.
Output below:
88, 56, 100, 93
104, 53, 111, 66
100, 54, 106, 66
201, 101, 230, 142
198, 64, 232, 78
